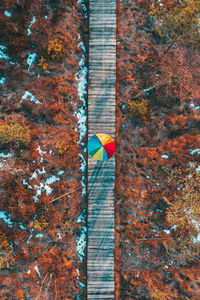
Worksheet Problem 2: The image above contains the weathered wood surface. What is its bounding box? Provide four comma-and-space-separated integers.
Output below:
87, 0, 116, 299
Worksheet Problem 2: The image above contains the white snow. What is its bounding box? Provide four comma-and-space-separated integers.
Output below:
77, 0, 87, 17
23, 146, 60, 202
76, 225, 87, 262
19, 222, 27, 230
36, 233, 44, 238
161, 154, 168, 159
0, 45, 10, 60
76, 59, 87, 102
190, 149, 200, 155
171, 225, 177, 230
77, 209, 86, 223
76, 110, 87, 142
34, 265, 41, 277
31, 175, 60, 202
75, 37, 88, 144
75, 2, 87, 289
29, 170, 38, 180
81, 180, 86, 196
21, 91, 41, 104
136, 270, 140, 279
79, 281, 86, 287
4, 11, 12, 17
46, 175, 60, 185
0, 77, 6, 84
22, 179, 33, 190
57, 233, 62, 239
38, 167, 46, 175
196, 165, 200, 173
0, 211, 13, 227
0, 152, 12, 158
27, 53, 37, 71
37, 146, 46, 163
37, 146, 46, 156
79, 153, 86, 172
190, 103, 200, 110
57, 170, 64, 175
27, 16, 36, 36
164, 229, 170, 235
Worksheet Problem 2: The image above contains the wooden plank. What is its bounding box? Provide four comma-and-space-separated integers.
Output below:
87, 0, 116, 298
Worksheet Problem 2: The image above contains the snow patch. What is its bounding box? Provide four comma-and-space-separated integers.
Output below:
46, 175, 60, 185
79, 153, 86, 172
77, 209, 86, 223
37, 146, 46, 163
21, 91, 41, 104
0, 45, 10, 60
36, 233, 44, 238
77, 0, 87, 17
190, 103, 200, 110
0, 152, 12, 158
19, 222, 27, 230
57, 233, 62, 239
0, 77, 6, 84
34, 265, 41, 277
4, 10, 12, 17
0, 211, 13, 227
27, 16, 36, 36
27, 53, 37, 71
38, 167, 46, 175
75, 37, 88, 144
57, 170, 64, 175
196, 165, 200, 173
190, 149, 200, 155
161, 154, 168, 159
76, 225, 87, 262
164, 229, 170, 235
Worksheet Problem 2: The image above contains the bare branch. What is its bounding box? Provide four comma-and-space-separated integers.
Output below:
49, 186, 82, 204
133, 82, 165, 100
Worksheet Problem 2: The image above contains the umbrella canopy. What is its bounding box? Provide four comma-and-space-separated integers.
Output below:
88, 133, 115, 161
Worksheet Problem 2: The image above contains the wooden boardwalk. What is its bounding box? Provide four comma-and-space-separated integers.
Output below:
87, 0, 116, 299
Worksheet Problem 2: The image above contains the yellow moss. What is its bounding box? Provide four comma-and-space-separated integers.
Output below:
14, 289, 25, 300
0, 230, 15, 269
64, 220, 72, 230
48, 38, 63, 58
151, 288, 171, 300
149, 0, 200, 45
38, 56, 48, 70
29, 216, 48, 231
128, 98, 149, 120
0, 122, 30, 145
56, 140, 69, 155
165, 163, 200, 259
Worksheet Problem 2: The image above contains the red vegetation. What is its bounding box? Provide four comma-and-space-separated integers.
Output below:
115, 0, 200, 298
0, 0, 87, 298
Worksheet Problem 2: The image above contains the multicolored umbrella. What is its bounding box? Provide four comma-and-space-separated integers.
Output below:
88, 133, 115, 161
